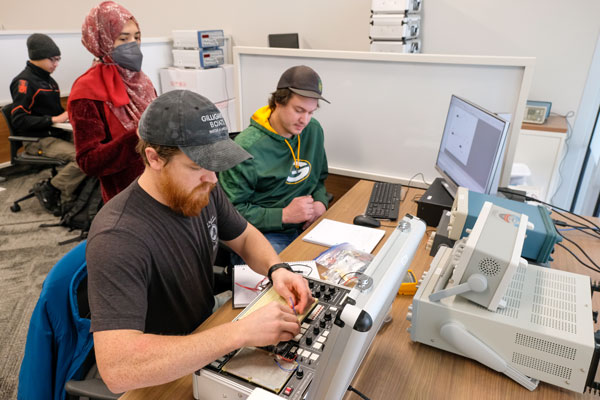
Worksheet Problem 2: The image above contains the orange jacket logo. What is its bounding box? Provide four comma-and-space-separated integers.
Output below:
18, 80, 28, 94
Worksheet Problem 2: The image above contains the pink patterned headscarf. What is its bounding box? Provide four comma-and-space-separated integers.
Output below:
81, 1, 156, 131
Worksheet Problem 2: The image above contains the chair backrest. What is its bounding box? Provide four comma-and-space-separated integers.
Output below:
18, 241, 94, 400
1, 104, 23, 163
2, 103, 66, 168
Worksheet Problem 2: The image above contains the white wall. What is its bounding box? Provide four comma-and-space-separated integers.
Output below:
2, 0, 600, 207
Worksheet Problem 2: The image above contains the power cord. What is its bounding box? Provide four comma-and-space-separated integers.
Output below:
557, 243, 600, 274
556, 232, 600, 271
401, 172, 430, 202
347, 385, 371, 400
499, 188, 600, 236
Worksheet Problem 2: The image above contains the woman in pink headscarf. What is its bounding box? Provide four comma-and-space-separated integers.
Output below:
69, 1, 156, 203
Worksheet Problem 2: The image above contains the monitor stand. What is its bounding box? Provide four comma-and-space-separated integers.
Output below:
416, 177, 454, 226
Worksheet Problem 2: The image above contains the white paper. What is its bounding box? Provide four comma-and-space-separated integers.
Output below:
302, 218, 385, 253
232, 261, 319, 308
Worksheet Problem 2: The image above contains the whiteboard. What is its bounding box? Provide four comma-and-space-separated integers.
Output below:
234, 47, 534, 188
0, 31, 173, 104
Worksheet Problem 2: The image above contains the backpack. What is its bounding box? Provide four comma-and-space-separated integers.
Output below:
41, 177, 103, 245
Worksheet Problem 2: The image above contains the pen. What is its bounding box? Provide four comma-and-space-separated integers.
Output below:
289, 296, 298, 316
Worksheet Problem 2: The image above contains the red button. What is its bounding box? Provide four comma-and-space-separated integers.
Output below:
284, 387, 293, 396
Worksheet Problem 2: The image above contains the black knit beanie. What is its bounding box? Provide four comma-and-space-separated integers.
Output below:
27, 33, 61, 60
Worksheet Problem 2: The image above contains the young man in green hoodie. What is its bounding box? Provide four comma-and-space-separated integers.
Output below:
220, 65, 329, 255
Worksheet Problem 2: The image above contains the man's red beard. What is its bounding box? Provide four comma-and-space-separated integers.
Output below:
158, 171, 216, 216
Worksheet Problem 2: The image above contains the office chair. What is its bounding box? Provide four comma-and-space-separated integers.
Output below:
1, 103, 67, 212
18, 241, 120, 400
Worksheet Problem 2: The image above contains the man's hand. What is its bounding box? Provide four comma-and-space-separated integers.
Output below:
282, 195, 314, 224
237, 302, 300, 347
271, 268, 314, 314
51, 111, 69, 123
302, 201, 326, 230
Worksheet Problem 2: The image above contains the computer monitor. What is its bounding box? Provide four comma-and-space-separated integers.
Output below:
307, 215, 425, 399
435, 95, 510, 198
268, 33, 300, 49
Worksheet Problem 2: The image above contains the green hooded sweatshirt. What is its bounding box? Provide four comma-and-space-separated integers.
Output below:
220, 105, 329, 234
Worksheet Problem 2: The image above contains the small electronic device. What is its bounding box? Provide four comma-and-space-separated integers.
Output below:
371, 0, 422, 14
409, 209, 598, 393
398, 269, 417, 295
428, 201, 530, 311
268, 33, 300, 49
172, 29, 225, 49
172, 48, 224, 69
523, 101, 552, 124
435, 95, 510, 198
369, 14, 421, 40
194, 214, 426, 399
353, 214, 381, 228
370, 39, 421, 53
447, 187, 562, 264
416, 177, 454, 226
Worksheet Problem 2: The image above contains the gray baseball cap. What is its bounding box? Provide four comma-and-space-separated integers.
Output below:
276, 65, 330, 104
138, 90, 252, 171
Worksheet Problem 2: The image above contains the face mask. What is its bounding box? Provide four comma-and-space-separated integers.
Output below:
111, 41, 143, 72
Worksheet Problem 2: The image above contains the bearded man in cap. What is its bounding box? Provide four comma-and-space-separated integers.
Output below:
85, 90, 313, 393
220, 65, 330, 257
9, 33, 86, 212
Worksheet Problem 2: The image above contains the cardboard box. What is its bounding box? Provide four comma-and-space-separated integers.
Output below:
159, 64, 234, 103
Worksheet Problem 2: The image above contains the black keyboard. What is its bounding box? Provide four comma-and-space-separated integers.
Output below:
365, 181, 402, 220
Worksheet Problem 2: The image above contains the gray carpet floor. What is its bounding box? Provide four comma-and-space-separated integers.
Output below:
0, 169, 82, 399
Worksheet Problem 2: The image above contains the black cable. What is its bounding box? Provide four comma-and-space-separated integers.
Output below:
289, 263, 314, 276
557, 233, 600, 270
552, 208, 600, 234
347, 385, 371, 400
401, 172, 430, 202
552, 210, 600, 240
516, 192, 600, 233
557, 243, 600, 274
560, 225, 600, 241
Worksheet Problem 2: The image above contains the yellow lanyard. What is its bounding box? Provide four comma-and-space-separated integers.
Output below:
284, 136, 301, 169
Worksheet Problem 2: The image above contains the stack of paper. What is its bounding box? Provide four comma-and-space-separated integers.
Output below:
302, 218, 385, 253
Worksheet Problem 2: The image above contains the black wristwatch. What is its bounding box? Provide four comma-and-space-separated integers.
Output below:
267, 262, 293, 284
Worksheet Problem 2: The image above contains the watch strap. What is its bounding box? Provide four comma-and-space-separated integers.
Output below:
267, 262, 293, 283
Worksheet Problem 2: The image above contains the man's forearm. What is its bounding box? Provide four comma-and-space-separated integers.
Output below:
226, 223, 280, 276
94, 321, 245, 393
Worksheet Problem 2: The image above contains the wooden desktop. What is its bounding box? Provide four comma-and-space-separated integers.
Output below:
121, 180, 600, 400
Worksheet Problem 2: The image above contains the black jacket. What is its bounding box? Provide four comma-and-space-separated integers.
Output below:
9, 61, 66, 138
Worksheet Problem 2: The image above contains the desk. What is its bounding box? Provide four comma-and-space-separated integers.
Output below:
121, 180, 599, 400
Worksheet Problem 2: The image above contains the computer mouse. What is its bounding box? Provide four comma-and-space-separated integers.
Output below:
353, 215, 381, 228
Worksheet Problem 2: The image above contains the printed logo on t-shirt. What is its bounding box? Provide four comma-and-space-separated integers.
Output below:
286, 160, 311, 185
207, 215, 218, 250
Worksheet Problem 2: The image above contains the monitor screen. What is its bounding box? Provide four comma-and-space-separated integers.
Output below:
268, 33, 300, 49
435, 95, 510, 197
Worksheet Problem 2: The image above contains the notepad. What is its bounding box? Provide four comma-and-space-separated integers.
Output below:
232, 261, 319, 308
302, 218, 385, 253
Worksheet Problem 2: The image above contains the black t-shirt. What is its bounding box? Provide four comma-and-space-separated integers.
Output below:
86, 180, 247, 335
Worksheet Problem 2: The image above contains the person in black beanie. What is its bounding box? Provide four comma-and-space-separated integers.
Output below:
9, 33, 86, 213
